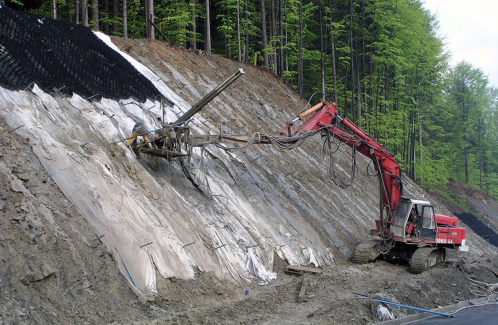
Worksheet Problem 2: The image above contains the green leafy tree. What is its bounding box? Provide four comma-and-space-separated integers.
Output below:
10, 0, 498, 196
443, 62, 488, 185
479, 87, 498, 195
216, 0, 241, 59
155, 0, 193, 46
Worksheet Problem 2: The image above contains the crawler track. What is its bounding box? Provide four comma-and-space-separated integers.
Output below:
353, 240, 379, 264
409, 247, 445, 274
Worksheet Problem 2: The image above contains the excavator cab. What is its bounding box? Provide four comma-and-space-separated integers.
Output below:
418, 205, 437, 240
391, 198, 437, 241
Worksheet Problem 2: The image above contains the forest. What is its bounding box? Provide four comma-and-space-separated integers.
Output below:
6, 0, 498, 199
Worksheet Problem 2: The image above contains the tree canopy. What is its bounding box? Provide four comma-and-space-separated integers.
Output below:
8, 0, 498, 198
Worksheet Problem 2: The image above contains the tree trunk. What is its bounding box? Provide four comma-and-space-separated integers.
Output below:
81, 0, 88, 26
416, 63, 422, 182
145, 0, 154, 40
356, 52, 361, 127
205, 0, 211, 54
271, 0, 277, 74
278, 0, 283, 77
75, 0, 80, 24
368, 51, 374, 129
329, 0, 338, 105
349, 0, 355, 121
361, 0, 368, 121
320, 3, 326, 99
103, 0, 109, 34
150, 0, 154, 40
478, 118, 483, 189
244, 0, 249, 63
260, 0, 268, 69
418, 113, 423, 182
112, 0, 118, 34
91, 0, 99, 31
465, 145, 469, 183
236, 0, 241, 61
122, 0, 128, 38
297, 0, 303, 96
283, 0, 288, 73
52, 0, 57, 19
145, 0, 149, 37
191, 0, 197, 51
356, 1, 362, 127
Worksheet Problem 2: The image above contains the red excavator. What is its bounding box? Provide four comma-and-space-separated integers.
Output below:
129, 70, 468, 273
282, 101, 468, 273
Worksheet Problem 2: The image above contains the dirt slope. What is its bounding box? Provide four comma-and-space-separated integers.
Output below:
1, 37, 498, 325
0, 117, 147, 324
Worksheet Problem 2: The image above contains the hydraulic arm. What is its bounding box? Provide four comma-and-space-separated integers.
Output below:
282, 101, 467, 272
285, 101, 402, 227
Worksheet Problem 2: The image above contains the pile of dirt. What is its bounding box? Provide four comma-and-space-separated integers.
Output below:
1, 36, 498, 325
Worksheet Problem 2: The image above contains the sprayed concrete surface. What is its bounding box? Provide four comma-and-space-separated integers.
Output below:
1, 34, 498, 324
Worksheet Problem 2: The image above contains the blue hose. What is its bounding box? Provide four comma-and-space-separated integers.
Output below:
356, 293, 454, 318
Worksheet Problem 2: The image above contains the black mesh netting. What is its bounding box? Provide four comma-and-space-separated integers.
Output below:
0, 6, 165, 103
455, 212, 498, 248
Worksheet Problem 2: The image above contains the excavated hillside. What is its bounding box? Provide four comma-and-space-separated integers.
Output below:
1, 10, 498, 325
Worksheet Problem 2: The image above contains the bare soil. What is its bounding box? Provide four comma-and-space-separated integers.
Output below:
1, 38, 498, 325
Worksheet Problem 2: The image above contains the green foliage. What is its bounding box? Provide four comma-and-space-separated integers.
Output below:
215, 0, 259, 60
127, 0, 146, 38
442, 62, 489, 185
416, 142, 451, 188
13, 0, 498, 197
155, 0, 196, 45
215, 0, 240, 57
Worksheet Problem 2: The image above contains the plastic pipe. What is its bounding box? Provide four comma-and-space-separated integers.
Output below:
355, 294, 454, 318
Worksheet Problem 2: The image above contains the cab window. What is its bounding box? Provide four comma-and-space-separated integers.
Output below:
393, 200, 411, 225
421, 206, 436, 229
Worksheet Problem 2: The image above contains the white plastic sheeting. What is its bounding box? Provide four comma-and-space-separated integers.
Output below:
0, 35, 338, 300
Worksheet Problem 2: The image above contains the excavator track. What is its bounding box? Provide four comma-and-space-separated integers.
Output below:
353, 240, 380, 264
409, 247, 445, 274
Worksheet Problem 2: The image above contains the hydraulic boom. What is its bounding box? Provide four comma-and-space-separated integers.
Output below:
282, 101, 468, 273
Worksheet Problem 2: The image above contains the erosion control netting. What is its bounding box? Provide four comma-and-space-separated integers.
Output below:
0, 6, 162, 102
456, 212, 498, 248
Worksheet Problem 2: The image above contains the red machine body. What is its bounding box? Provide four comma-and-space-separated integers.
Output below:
284, 101, 468, 271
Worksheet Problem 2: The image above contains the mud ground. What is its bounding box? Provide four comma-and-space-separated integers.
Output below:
1, 38, 498, 325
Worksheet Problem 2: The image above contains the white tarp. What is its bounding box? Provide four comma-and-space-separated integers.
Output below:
0, 35, 339, 300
